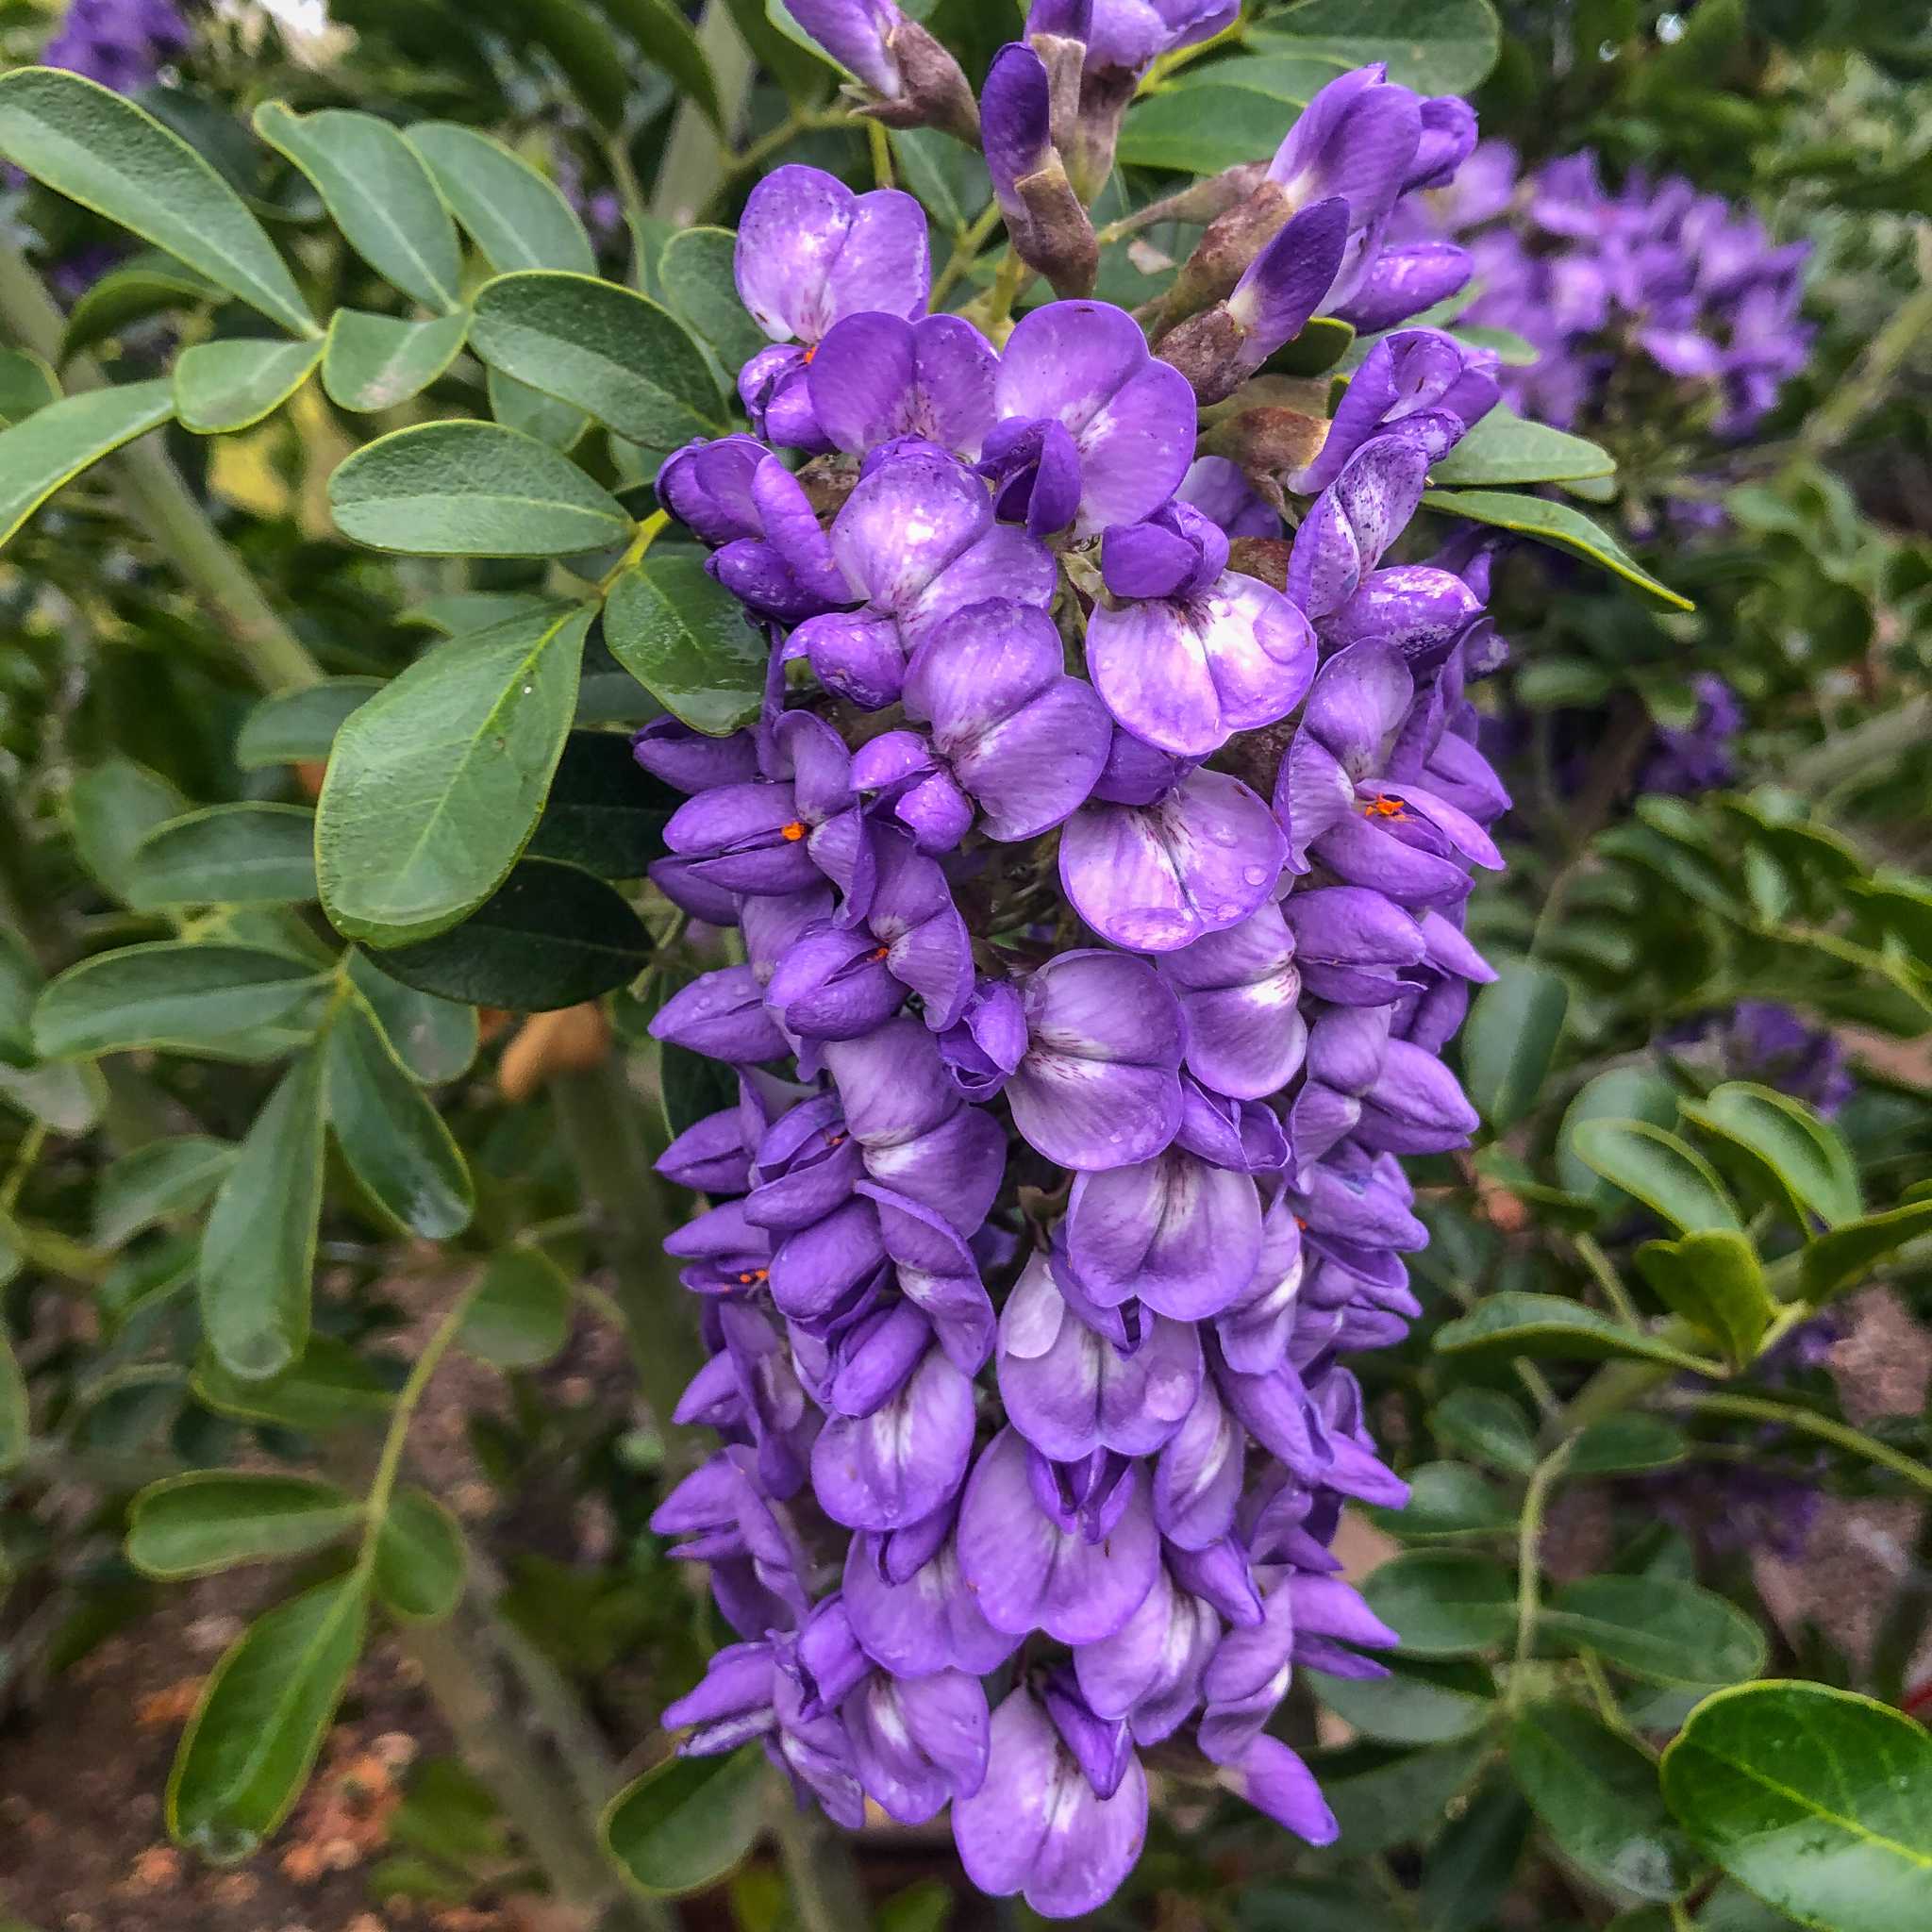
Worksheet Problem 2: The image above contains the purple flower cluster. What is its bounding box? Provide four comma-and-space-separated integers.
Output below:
42, 0, 188, 93
1398, 143, 1810, 438
641, 59, 1514, 1917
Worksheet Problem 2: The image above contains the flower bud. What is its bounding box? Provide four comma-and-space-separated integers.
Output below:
789, 0, 980, 142
983, 43, 1098, 298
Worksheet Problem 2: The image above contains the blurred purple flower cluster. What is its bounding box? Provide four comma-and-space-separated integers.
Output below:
638, 45, 1516, 1917
1399, 143, 1810, 439
42, 0, 188, 93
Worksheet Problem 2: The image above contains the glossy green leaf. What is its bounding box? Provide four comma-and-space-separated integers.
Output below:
0, 1324, 25, 1474
1314, 1738, 1491, 1855
602, 1747, 769, 1897
0, 377, 173, 550
1431, 404, 1616, 487
329, 421, 632, 557
1359, 1549, 1514, 1657
1568, 1412, 1690, 1476
486, 364, 589, 452
1569, 1119, 1742, 1234
1685, 1083, 1861, 1228
125, 803, 318, 908
605, 549, 768, 735
236, 678, 381, 769
404, 122, 595, 275
658, 226, 770, 372
255, 102, 461, 311
1367, 1460, 1515, 1539
1543, 1575, 1768, 1690
127, 1472, 361, 1579
192, 1335, 394, 1434
0, 929, 41, 1068
93, 1136, 235, 1247
316, 603, 591, 945
599, 0, 723, 125
1169, 50, 1350, 107
1422, 489, 1692, 610
0, 68, 315, 336
1309, 1655, 1498, 1744
346, 951, 478, 1086
1660, 1682, 1932, 1932
1429, 1387, 1539, 1476
174, 336, 321, 434
375, 859, 654, 1011
1800, 1198, 1932, 1304
526, 731, 675, 878
1117, 85, 1302, 174
168, 1574, 369, 1861
325, 997, 474, 1239
459, 1247, 574, 1370
375, 1486, 466, 1624
1460, 957, 1568, 1131
469, 271, 727, 447
1434, 1292, 1720, 1374
1634, 1231, 1775, 1365
322, 308, 470, 414
1248, 0, 1502, 91
67, 755, 184, 899
1511, 1704, 1697, 1904
33, 942, 327, 1060
1557, 1067, 1683, 1208
198, 1048, 326, 1380
0, 344, 59, 422
62, 248, 223, 359
408, 590, 559, 637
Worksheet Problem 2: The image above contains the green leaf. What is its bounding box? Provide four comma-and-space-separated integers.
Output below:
199, 1047, 326, 1380
325, 996, 474, 1239
1117, 85, 1302, 173
527, 732, 675, 878
0, 1058, 107, 1134
174, 336, 321, 434
316, 603, 591, 945
1570, 1119, 1742, 1235
1420, 1772, 1532, 1932
1366, 1460, 1515, 1540
469, 271, 727, 447
1459, 957, 1568, 1131
1429, 1388, 1539, 1476
1684, 1083, 1861, 1228
33, 942, 327, 1060
237, 678, 381, 769
1422, 490, 1692, 610
0, 1324, 25, 1474
93, 1136, 235, 1247
407, 591, 559, 637
1314, 1738, 1491, 1855
375, 859, 654, 1011
0, 68, 315, 337
0, 343, 59, 422
487, 365, 589, 452
1660, 1681, 1932, 1932
1434, 1292, 1721, 1374
1634, 1231, 1775, 1365
322, 308, 470, 414
1557, 1068, 1683, 1209
658, 226, 772, 373
67, 754, 182, 899
0, 928, 41, 1068
127, 1472, 361, 1579
1249, 0, 1502, 91
1430, 403, 1616, 488
1169, 50, 1349, 107
1542, 1576, 1768, 1690
602, 1748, 770, 1897
254, 102, 462, 312
598, 0, 724, 125
346, 952, 477, 1086
1798, 1199, 1932, 1305
330, 421, 631, 558
375, 1486, 466, 1624
168, 1574, 369, 1861
61, 248, 223, 359
125, 803, 318, 908
0, 377, 173, 550
192, 1335, 394, 1434
605, 549, 769, 735
1360, 1549, 1514, 1657
1511, 1704, 1697, 1904
460, 1247, 574, 1370
1309, 1655, 1498, 1744
1568, 1412, 1689, 1476
403, 122, 595, 275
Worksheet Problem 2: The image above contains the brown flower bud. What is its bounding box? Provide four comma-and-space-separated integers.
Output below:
858, 20, 980, 143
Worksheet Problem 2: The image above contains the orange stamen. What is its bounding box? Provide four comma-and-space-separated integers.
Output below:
780, 820, 808, 841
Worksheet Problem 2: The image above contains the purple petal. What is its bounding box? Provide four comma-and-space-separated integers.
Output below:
1065, 1147, 1263, 1318
809, 1345, 976, 1530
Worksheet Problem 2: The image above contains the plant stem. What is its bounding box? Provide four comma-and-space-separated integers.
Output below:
1799, 232, 1932, 458
1510, 1438, 1574, 1702
933, 201, 1006, 308
1572, 1232, 1642, 1328
0, 237, 323, 694
648, 1, 760, 225
1672, 1390, 1932, 1498
772, 1801, 871, 1932
1786, 694, 1932, 797
551, 1054, 705, 1460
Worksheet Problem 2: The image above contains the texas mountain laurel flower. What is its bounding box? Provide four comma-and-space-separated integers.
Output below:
639, 38, 1517, 1915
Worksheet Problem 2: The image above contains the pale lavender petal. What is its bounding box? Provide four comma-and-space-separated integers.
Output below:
1064, 1148, 1262, 1318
